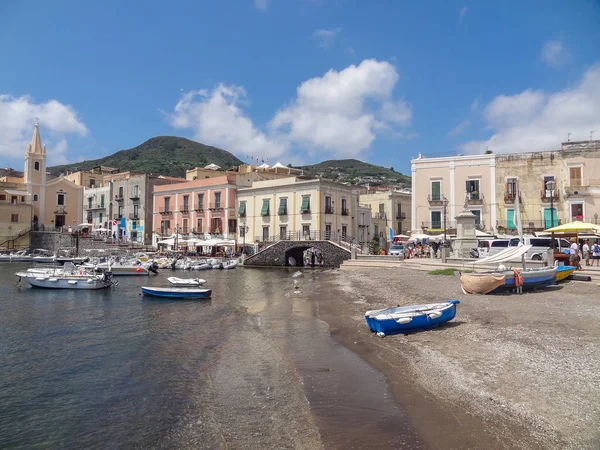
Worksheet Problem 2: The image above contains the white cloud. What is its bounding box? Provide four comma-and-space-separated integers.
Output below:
459, 6, 468, 23
47, 139, 70, 165
168, 85, 287, 158
254, 0, 268, 11
313, 27, 341, 48
448, 120, 471, 136
0, 95, 88, 161
470, 98, 479, 111
462, 64, 600, 154
169, 59, 413, 160
540, 40, 569, 68
270, 59, 411, 157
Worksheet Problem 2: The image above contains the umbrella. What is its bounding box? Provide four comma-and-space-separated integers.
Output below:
544, 222, 600, 233
94, 227, 109, 232
393, 234, 410, 239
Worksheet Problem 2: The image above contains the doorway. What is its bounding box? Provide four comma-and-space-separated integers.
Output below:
55, 215, 65, 228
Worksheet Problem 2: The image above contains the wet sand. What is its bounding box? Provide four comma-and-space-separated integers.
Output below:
314, 267, 600, 450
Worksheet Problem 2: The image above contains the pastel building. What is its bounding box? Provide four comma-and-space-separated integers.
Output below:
359, 188, 411, 245
152, 175, 241, 246
236, 177, 363, 244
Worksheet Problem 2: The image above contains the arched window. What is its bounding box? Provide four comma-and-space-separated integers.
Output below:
33, 194, 38, 201
34, 161, 40, 171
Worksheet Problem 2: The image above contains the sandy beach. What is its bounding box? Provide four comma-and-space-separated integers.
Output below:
314, 266, 600, 450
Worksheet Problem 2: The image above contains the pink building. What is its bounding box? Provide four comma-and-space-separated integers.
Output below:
152, 175, 239, 243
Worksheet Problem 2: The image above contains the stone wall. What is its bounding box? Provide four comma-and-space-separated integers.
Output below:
244, 240, 351, 268
30, 232, 150, 255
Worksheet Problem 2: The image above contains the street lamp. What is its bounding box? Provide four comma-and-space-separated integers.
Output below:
546, 179, 556, 250
240, 221, 249, 253
442, 196, 449, 244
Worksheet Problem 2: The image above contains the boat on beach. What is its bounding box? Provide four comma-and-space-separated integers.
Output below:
461, 267, 557, 294
365, 300, 460, 336
141, 286, 212, 299
556, 265, 577, 282
167, 276, 206, 286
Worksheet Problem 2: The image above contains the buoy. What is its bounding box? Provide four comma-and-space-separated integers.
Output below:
136, 268, 142, 272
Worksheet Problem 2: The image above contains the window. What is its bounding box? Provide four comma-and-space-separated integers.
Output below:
99, 213, 103, 223
211, 217, 222, 233
569, 167, 582, 187
279, 226, 287, 240
262, 226, 270, 241
197, 218, 203, 232
11, 196, 17, 204
183, 195, 189, 211
396, 202, 402, 219
374, 225, 379, 238
21, 196, 25, 202
182, 218, 188, 234
197, 193, 204, 209
471, 210, 481, 225
164, 197, 170, 212
300, 195, 310, 213
161, 220, 170, 235
34, 161, 40, 171
396, 222, 402, 234
342, 225, 347, 240
302, 225, 310, 237
431, 181, 441, 201
89, 179, 95, 188
431, 211, 442, 229
261, 199, 270, 216
214, 192, 221, 208
119, 186, 124, 197
100, 194, 105, 207
325, 196, 333, 213
506, 209, 516, 229
325, 224, 332, 239
118, 205, 123, 218
341, 198, 348, 215
378, 203, 385, 216
33, 194, 38, 201
466, 180, 480, 199
278, 198, 287, 215
0, 194, 6, 201
228, 219, 237, 233
506, 178, 517, 200
132, 185, 139, 197
57, 193, 65, 206
571, 203, 584, 221
238, 201, 246, 217
11, 214, 19, 223
88, 197, 92, 209
133, 204, 139, 218
132, 221, 137, 230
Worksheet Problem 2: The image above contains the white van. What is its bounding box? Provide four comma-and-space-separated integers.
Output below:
508, 236, 571, 261
477, 239, 510, 258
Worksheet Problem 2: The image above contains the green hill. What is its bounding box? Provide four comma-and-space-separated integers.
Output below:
300, 159, 410, 186
49, 136, 244, 178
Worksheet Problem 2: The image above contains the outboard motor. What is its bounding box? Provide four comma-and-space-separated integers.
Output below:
148, 261, 159, 274
469, 248, 479, 259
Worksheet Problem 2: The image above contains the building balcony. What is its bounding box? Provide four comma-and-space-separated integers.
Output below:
129, 193, 140, 201
300, 209, 311, 214
396, 212, 406, 220
129, 213, 139, 220
420, 221, 456, 230
194, 205, 204, 212
496, 220, 558, 232
540, 190, 560, 202
427, 194, 445, 206
84, 204, 106, 210
114, 195, 124, 202
564, 180, 592, 197
277, 208, 288, 216
503, 191, 522, 204
466, 192, 484, 205
324, 207, 334, 214
341, 208, 350, 216
180, 206, 190, 213
207, 203, 223, 211
158, 207, 172, 215
113, 214, 122, 220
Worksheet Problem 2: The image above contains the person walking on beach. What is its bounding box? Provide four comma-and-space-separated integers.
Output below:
593, 241, 600, 266
583, 240, 590, 266
570, 239, 581, 270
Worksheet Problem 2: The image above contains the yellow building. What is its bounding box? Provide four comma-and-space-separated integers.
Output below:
0, 123, 84, 235
359, 188, 411, 244
65, 166, 118, 188
0, 182, 33, 249
186, 162, 302, 182
237, 177, 362, 245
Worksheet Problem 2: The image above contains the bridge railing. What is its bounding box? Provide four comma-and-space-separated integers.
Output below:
252, 231, 363, 253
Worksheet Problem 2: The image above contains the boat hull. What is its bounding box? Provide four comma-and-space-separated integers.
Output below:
18, 274, 112, 290
365, 300, 459, 335
496, 267, 557, 291
141, 287, 212, 299
556, 265, 576, 282
167, 277, 206, 286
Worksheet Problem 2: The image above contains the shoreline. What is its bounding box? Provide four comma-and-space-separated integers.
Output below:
312, 267, 600, 450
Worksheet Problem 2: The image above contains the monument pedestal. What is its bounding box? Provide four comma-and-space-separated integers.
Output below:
452, 210, 479, 258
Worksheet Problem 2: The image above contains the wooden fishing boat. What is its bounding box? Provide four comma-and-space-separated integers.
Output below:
167, 277, 206, 286
141, 286, 212, 299
462, 267, 557, 294
365, 300, 460, 336
460, 272, 506, 294
556, 265, 577, 282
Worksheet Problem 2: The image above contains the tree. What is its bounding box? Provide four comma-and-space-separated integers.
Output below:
390, 166, 394, 171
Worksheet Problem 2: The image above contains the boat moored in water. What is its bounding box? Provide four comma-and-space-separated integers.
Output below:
141, 286, 212, 299
16, 265, 116, 290
167, 277, 206, 286
365, 300, 460, 336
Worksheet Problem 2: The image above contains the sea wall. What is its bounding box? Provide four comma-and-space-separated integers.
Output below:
244, 240, 351, 268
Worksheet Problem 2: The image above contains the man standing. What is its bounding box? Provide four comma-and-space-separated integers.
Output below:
593, 241, 600, 267
570, 239, 581, 270
582, 240, 590, 266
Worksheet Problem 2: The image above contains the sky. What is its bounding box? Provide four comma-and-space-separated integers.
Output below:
1, 0, 599, 174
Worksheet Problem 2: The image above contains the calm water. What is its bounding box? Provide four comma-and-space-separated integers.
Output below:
0, 263, 420, 449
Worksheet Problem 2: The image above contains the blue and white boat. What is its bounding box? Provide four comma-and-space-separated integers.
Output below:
365, 300, 460, 336
141, 286, 212, 299
500, 267, 557, 291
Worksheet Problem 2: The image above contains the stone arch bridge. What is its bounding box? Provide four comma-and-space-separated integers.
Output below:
244, 240, 351, 268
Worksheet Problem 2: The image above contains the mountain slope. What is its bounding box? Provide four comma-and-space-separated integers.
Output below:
49, 136, 244, 177
300, 159, 410, 186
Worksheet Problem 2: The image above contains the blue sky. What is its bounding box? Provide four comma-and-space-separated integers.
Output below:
1, 0, 599, 174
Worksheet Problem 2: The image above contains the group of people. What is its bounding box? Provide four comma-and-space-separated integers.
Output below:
569, 239, 600, 269
304, 248, 324, 267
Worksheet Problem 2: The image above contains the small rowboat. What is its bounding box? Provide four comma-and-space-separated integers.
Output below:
141, 286, 212, 299
167, 277, 206, 286
556, 265, 577, 282
365, 300, 460, 336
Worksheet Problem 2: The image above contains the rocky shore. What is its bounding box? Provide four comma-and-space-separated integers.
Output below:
315, 267, 600, 450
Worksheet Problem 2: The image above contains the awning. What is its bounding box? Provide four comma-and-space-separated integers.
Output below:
261, 199, 270, 216
4, 190, 31, 196
300, 195, 310, 213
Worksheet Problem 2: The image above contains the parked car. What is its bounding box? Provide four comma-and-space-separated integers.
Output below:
476, 239, 510, 259
389, 244, 409, 258
508, 236, 571, 261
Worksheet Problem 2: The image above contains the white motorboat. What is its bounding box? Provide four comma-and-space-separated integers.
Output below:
167, 277, 206, 286
221, 259, 238, 270
16, 266, 116, 290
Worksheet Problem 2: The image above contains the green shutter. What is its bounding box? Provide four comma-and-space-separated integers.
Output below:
544, 208, 558, 228
278, 198, 287, 215
261, 199, 270, 216
238, 202, 246, 215
431, 182, 441, 201
507, 209, 515, 229
300, 196, 310, 213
